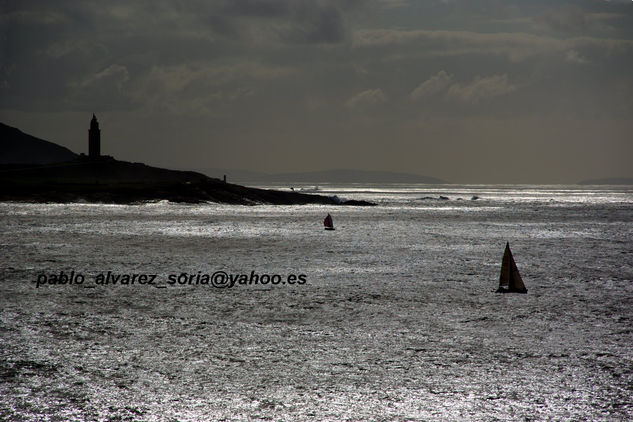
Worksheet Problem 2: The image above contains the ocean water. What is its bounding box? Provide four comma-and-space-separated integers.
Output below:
1, 184, 632, 421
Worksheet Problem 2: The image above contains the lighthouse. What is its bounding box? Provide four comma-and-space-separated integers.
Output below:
89, 114, 100, 158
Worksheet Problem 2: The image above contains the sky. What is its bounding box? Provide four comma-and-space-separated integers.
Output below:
1, 0, 632, 184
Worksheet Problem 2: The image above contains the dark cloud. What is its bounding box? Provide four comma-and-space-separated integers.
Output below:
1, 0, 632, 183
225, 0, 353, 45
284, 6, 347, 44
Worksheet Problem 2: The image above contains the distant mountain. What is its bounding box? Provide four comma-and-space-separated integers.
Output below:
578, 177, 633, 185
0, 122, 78, 164
195, 168, 446, 184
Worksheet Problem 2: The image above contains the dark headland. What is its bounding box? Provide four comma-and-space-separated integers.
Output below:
0, 121, 373, 205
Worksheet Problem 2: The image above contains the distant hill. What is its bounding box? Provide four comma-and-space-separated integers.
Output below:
0, 122, 78, 164
578, 177, 633, 185
195, 168, 446, 184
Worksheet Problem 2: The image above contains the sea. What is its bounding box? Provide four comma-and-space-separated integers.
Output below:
1, 184, 632, 421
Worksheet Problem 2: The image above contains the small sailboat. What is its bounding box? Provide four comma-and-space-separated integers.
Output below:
324, 213, 335, 231
496, 242, 528, 293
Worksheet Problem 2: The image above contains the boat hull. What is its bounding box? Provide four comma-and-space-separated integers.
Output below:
495, 286, 528, 294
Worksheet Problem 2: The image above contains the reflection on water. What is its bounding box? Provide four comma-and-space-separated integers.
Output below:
1, 185, 632, 420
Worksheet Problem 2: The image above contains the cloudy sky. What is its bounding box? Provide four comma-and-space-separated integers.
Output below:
1, 0, 632, 183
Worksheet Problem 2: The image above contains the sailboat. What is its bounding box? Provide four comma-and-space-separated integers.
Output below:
324, 213, 335, 231
496, 242, 528, 293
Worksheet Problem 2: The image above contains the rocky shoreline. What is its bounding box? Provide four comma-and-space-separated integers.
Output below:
0, 159, 374, 206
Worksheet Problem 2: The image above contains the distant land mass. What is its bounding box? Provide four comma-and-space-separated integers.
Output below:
578, 177, 633, 185
0, 159, 371, 205
0, 122, 371, 205
195, 168, 446, 184
1, 122, 78, 164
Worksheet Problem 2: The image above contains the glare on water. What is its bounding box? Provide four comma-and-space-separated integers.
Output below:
1, 185, 632, 421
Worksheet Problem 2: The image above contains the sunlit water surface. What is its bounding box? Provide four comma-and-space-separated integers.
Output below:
1, 185, 632, 421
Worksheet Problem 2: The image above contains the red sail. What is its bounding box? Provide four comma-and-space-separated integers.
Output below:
324, 214, 333, 228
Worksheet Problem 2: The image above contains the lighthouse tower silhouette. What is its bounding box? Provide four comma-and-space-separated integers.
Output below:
88, 114, 100, 158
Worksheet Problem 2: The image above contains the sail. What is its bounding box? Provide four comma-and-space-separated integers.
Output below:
499, 243, 511, 288
324, 214, 334, 229
497, 242, 527, 293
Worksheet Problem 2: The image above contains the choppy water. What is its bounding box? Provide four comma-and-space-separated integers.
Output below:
1, 184, 632, 421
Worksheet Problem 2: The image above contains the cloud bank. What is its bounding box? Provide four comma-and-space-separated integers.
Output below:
1, 0, 632, 183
